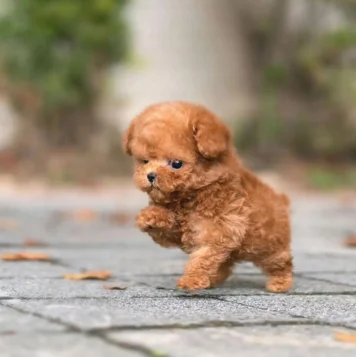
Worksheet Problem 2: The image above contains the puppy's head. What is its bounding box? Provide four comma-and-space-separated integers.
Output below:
123, 101, 234, 203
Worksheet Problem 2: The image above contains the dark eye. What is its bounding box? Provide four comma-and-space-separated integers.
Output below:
142, 159, 149, 164
169, 160, 183, 169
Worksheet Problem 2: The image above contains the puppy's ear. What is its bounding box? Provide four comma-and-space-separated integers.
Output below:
122, 121, 135, 156
190, 107, 231, 159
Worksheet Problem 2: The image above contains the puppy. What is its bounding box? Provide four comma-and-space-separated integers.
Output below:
123, 101, 293, 292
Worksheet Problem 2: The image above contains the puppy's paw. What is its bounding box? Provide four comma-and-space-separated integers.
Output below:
136, 206, 175, 232
266, 275, 293, 293
177, 275, 211, 290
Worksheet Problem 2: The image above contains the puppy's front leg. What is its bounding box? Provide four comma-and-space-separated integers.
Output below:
177, 246, 233, 290
136, 205, 181, 248
177, 220, 246, 290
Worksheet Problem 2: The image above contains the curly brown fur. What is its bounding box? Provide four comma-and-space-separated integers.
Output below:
123, 101, 293, 292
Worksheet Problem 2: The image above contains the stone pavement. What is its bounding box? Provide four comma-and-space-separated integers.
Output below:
0, 189, 356, 356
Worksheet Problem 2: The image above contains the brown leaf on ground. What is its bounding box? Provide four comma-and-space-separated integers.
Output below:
109, 212, 132, 225
24, 239, 46, 247
344, 235, 356, 248
2, 252, 51, 261
334, 332, 356, 343
103, 285, 127, 290
64, 270, 111, 280
0, 218, 18, 231
78, 179, 99, 188
70, 209, 97, 222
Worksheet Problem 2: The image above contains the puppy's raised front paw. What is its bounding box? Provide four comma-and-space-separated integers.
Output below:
176, 275, 211, 290
136, 206, 175, 232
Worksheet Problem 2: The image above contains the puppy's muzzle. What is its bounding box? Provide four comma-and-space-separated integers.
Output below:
147, 172, 157, 184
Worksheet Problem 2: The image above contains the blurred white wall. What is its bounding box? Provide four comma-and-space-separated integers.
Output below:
112, 0, 256, 129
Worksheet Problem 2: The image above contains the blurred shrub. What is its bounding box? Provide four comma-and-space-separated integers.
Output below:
234, 0, 356, 164
307, 166, 356, 190
0, 0, 129, 149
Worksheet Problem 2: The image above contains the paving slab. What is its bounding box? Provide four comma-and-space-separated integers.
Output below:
119, 274, 356, 296
4, 246, 355, 278
0, 279, 171, 299
0, 220, 139, 245
0, 193, 356, 356
291, 198, 355, 254
303, 272, 356, 287
0, 246, 186, 275
3, 297, 305, 331
108, 325, 356, 357
0, 305, 64, 332
0, 333, 143, 357
3, 275, 356, 300
0, 261, 72, 279
225, 295, 356, 328
293, 254, 356, 273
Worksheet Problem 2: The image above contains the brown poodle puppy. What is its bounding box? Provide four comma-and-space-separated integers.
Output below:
123, 101, 293, 292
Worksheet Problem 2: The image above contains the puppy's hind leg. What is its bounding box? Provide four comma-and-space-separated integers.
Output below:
255, 251, 293, 293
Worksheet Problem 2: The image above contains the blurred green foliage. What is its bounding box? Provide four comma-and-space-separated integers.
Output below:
307, 167, 356, 190
235, 0, 356, 164
0, 0, 129, 147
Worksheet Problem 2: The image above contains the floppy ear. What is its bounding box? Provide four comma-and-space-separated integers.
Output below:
190, 106, 231, 159
122, 121, 135, 156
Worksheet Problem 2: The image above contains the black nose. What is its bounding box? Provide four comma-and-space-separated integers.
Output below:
147, 172, 157, 183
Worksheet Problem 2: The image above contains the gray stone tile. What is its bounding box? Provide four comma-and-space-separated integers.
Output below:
9, 248, 356, 281
1, 194, 356, 356
293, 254, 356, 273
291, 228, 356, 254
0, 279, 169, 299
226, 295, 356, 327
291, 198, 356, 254
0, 246, 187, 275
124, 274, 356, 295
108, 325, 356, 357
303, 273, 356, 287
0, 223, 141, 245
0, 188, 145, 211
0, 262, 71, 278
0, 245, 256, 280
3, 273, 354, 300
3, 297, 304, 331
0, 333, 142, 357
3, 249, 356, 280
0, 305, 64, 332
291, 196, 356, 216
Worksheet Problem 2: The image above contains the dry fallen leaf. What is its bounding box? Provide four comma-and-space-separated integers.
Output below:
2, 252, 51, 261
0, 218, 18, 231
64, 270, 111, 281
344, 235, 356, 248
103, 285, 127, 290
24, 239, 46, 247
109, 212, 132, 225
70, 209, 97, 222
334, 332, 356, 343
78, 179, 99, 188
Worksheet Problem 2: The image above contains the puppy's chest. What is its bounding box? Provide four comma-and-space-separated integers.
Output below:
168, 200, 195, 227
167, 200, 204, 249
